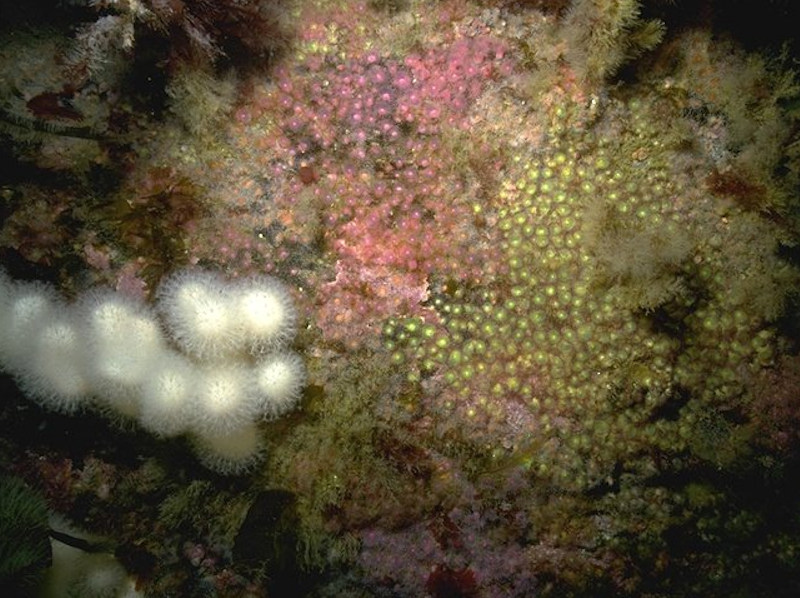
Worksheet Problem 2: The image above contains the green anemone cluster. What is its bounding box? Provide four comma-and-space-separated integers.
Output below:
383, 95, 796, 483
0, 475, 50, 592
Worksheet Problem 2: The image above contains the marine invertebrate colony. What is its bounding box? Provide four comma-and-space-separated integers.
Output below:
0, 268, 305, 473
1, 0, 800, 596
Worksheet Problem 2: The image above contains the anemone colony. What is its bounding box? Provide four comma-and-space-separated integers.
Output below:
0, 269, 305, 474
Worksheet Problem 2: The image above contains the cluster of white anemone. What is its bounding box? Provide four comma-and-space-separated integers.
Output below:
0, 268, 305, 474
